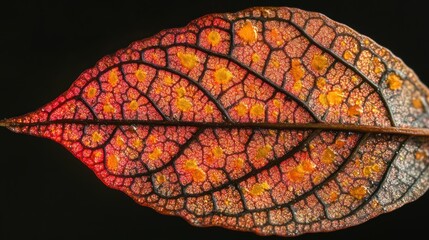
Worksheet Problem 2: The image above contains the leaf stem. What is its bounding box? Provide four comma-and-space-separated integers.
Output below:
0, 119, 10, 127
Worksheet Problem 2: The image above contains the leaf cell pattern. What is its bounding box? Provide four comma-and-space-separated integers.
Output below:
3, 7, 429, 236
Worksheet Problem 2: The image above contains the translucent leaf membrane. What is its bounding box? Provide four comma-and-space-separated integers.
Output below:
3, 7, 429, 237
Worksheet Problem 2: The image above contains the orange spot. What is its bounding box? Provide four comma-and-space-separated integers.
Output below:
291, 59, 304, 82
297, 159, 316, 174
231, 157, 244, 170
372, 57, 383, 74
214, 67, 233, 84
329, 191, 339, 202
386, 73, 403, 90
293, 79, 302, 92
149, 147, 162, 161
412, 98, 423, 109
343, 50, 354, 60
311, 54, 329, 72
177, 52, 199, 70
250, 103, 265, 119
107, 154, 119, 171
327, 88, 345, 106
103, 103, 115, 114
335, 138, 347, 148
256, 144, 272, 159
350, 186, 367, 200
269, 28, 283, 46
287, 168, 305, 182
191, 167, 206, 182
184, 159, 198, 170
175, 86, 187, 98
321, 147, 336, 164
176, 98, 193, 112
156, 174, 167, 184
348, 104, 363, 117
251, 53, 260, 63
147, 135, 158, 144
363, 166, 372, 177
316, 77, 326, 90
163, 76, 174, 86
247, 181, 270, 196
207, 30, 221, 46
272, 59, 280, 68
108, 70, 119, 87
273, 99, 282, 108
87, 87, 97, 99
237, 20, 258, 44
351, 75, 359, 84
129, 100, 139, 111
235, 102, 248, 116
415, 150, 426, 161
204, 104, 214, 114
135, 69, 147, 82
92, 131, 103, 143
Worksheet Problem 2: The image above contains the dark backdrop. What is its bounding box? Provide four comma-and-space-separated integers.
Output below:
0, 1, 427, 239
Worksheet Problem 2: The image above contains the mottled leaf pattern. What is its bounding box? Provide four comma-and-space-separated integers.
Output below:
1, 7, 429, 237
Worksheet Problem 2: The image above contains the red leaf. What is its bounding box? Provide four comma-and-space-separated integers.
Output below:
1, 7, 428, 237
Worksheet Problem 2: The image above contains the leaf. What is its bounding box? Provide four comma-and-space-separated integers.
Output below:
1, 6, 428, 237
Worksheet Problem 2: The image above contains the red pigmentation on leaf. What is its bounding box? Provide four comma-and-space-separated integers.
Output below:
1, 7, 429, 237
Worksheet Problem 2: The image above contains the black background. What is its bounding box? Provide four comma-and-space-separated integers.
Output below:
1, 0, 428, 239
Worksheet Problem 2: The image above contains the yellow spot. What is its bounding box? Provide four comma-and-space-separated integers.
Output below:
87, 87, 97, 99
251, 53, 260, 63
272, 59, 280, 68
129, 100, 139, 111
176, 98, 193, 112
211, 146, 223, 158
250, 103, 265, 119
291, 59, 304, 82
412, 98, 423, 109
293, 80, 302, 92
269, 28, 283, 46
103, 103, 115, 114
156, 174, 167, 184
247, 181, 270, 196
163, 76, 174, 86
135, 69, 147, 82
316, 77, 326, 91
363, 166, 372, 177
207, 30, 221, 46
235, 102, 248, 116
386, 73, 403, 90
318, 93, 328, 107
321, 147, 336, 164
175, 86, 187, 98
132, 138, 142, 149
256, 144, 272, 159
177, 52, 199, 70
341, 40, 347, 46
415, 150, 426, 161
351, 75, 359, 84
371, 163, 381, 173
343, 50, 354, 60
115, 136, 125, 147
364, 38, 370, 45
108, 70, 119, 87
237, 20, 258, 44
184, 159, 198, 171
327, 89, 345, 106
107, 154, 119, 171
232, 157, 244, 170
149, 147, 162, 161
214, 67, 233, 84
296, 159, 316, 174
273, 99, 282, 108
348, 104, 363, 117
311, 54, 329, 72
350, 186, 367, 200
92, 131, 103, 143
372, 57, 383, 74
204, 104, 214, 114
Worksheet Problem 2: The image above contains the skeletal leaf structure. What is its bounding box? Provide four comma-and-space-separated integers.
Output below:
1, 7, 428, 237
